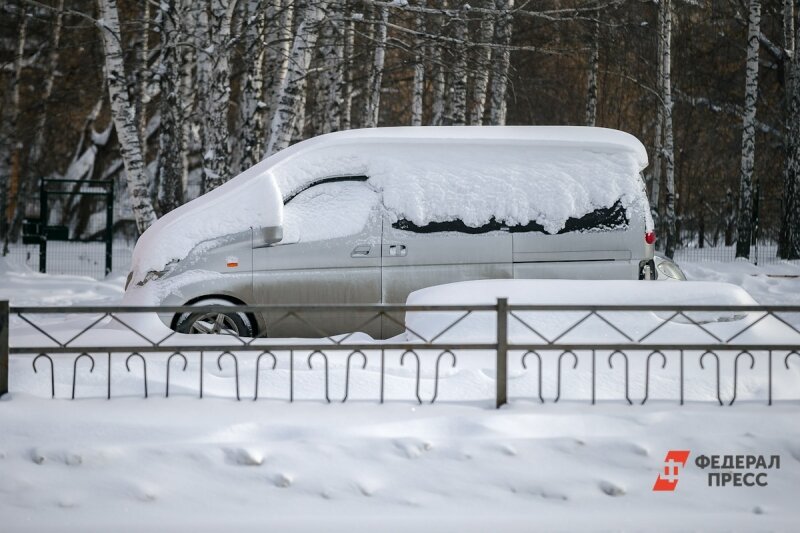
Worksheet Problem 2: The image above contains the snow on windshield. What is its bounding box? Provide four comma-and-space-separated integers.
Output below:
282, 181, 379, 243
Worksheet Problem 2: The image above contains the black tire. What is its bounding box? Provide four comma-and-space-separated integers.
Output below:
175, 309, 255, 337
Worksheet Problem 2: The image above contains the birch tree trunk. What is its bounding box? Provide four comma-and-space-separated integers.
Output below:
779, 0, 800, 259
97, 0, 157, 234
364, 6, 388, 128
157, 0, 185, 215
2, 8, 29, 253
584, 18, 600, 127
237, 0, 268, 171
448, 9, 468, 126
470, 2, 495, 126
178, 0, 197, 200
194, 1, 211, 195
430, 11, 447, 126
661, 0, 676, 258
203, 0, 237, 191
489, 0, 515, 126
266, 0, 330, 156
411, 13, 425, 127
318, 6, 345, 134
735, 0, 761, 259
138, 0, 151, 163
341, 11, 355, 130
650, 1, 665, 237
261, 0, 295, 153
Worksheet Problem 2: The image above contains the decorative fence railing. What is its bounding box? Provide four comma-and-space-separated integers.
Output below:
1, 300, 800, 406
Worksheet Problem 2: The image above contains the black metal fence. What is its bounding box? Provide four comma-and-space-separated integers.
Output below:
671, 193, 793, 265
2, 300, 800, 406
10, 179, 118, 278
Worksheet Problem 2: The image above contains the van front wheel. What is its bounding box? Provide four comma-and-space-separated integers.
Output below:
175, 299, 255, 337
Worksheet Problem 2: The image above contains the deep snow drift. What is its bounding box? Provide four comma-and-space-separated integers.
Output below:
2, 257, 799, 530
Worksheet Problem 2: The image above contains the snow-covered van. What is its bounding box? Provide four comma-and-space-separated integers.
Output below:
124, 126, 655, 338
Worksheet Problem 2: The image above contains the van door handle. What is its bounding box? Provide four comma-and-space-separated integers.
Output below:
351, 244, 372, 257
386, 244, 407, 257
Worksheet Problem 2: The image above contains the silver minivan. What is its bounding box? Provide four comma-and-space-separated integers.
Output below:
125, 126, 656, 338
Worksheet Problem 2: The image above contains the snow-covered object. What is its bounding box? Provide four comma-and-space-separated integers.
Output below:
404, 279, 797, 345
130, 127, 650, 282
130, 173, 282, 284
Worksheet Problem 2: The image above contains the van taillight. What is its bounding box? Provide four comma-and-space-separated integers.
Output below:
645, 231, 656, 245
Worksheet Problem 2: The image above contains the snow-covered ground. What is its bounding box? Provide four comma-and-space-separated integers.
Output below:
1, 257, 799, 530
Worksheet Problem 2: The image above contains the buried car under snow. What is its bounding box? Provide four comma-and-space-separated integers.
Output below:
124, 126, 657, 338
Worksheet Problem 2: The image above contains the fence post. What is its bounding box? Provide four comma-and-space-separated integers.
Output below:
496, 298, 508, 408
0, 301, 9, 397
105, 179, 114, 276
39, 182, 47, 273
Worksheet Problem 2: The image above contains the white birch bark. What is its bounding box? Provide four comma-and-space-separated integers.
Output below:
430, 11, 446, 126
364, 6, 388, 128
193, 1, 211, 194
650, 2, 665, 225
470, 2, 494, 126
411, 12, 425, 127
661, 0, 676, 258
341, 11, 355, 130
291, 79, 307, 142
237, 0, 268, 171
97, 0, 157, 234
178, 0, 197, 200
203, 0, 237, 191
489, 0, 514, 126
318, 6, 345, 134
263, 0, 294, 153
266, 0, 330, 156
584, 18, 600, 127
735, 0, 761, 259
448, 9, 468, 126
138, 0, 151, 163
157, 0, 185, 215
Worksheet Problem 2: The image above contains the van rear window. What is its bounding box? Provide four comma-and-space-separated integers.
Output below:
393, 200, 629, 234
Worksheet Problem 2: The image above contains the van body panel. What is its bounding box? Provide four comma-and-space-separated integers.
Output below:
251, 209, 383, 338
381, 217, 512, 336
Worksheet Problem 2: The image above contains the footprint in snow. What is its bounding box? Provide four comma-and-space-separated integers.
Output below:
273, 473, 293, 488
29, 448, 46, 465
64, 452, 83, 466
224, 447, 264, 466
394, 439, 432, 459
599, 480, 626, 497
58, 497, 78, 509
132, 484, 158, 502
499, 444, 517, 456
356, 479, 381, 497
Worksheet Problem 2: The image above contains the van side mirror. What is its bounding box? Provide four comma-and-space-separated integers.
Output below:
253, 225, 283, 248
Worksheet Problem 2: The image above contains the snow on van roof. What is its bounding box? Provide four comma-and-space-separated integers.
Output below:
261, 126, 647, 168
130, 127, 651, 281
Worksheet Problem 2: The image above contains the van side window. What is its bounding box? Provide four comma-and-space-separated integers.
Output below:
392, 218, 504, 234
283, 181, 379, 243
284, 175, 369, 204
392, 201, 628, 234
